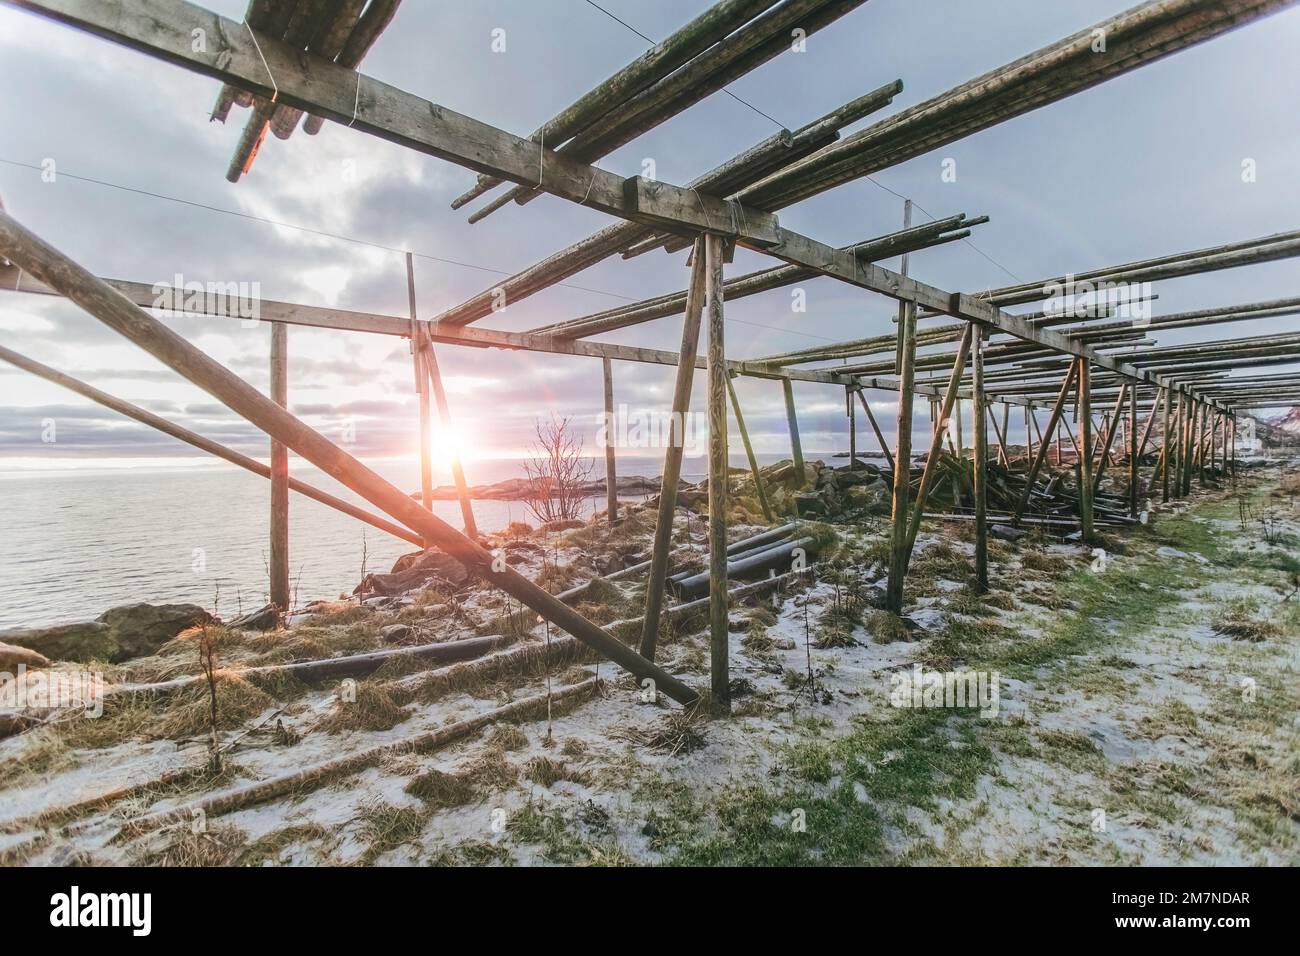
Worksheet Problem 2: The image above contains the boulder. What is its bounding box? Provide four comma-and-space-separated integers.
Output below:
0, 602, 214, 663
380, 624, 415, 644
0, 621, 114, 663
0, 641, 51, 671
96, 603, 215, 660
794, 491, 828, 517
227, 602, 279, 632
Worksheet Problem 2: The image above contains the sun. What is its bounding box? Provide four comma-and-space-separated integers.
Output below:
429, 419, 473, 463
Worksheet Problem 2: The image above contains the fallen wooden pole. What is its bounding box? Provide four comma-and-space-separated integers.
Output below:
0, 209, 698, 706
0, 345, 426, 547
118, 678, 602, 837
112, 634, 514, 698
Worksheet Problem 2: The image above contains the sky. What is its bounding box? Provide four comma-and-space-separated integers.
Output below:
0, 0, 1297, 474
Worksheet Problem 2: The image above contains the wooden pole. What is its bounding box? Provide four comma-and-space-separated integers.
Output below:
0, 345, 425, 547
1025, 405, 1034, 466
953, 396, 964, 459
847, 386, 857, 465
728, 374, 774, 522
972, 326, 989, 593
987, 404, 1009, 467
1090, 383, 1128, 491
705, 234, 729, 712
782, 378, 805, 482
886, 200, 916, 613
1077, 358, 1095, 543
1129, 380, 1140, 516
1161, 386, 1172, 502
602, 356, 618, 526
269, 321, 290, 614
639, 240, 706, 661
1013, 362, 1079, 522
409, 253, 433, 513
902, 323, 974, 567
422, 343, 479, 539
856, 390, 896, 473
0, 208, 699, 706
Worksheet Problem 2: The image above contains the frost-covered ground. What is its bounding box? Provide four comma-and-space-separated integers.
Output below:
2, 469, 1296, 866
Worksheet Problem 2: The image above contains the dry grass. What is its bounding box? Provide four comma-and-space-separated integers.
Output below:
487, 724, 529, 751
59, 674, 272, 750
612, 707, 707, 757
132, 824, 248, 867
236, 822, 336, 866
315, 680, 410, 735
1021, 550, 1071, 575
404, 768, 477, 807
355, 800, 431, 864
524, 755, 592, 788
865, 609, 913, 644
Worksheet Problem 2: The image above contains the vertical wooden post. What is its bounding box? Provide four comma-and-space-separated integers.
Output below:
1025, 405, 1034, 467
886, 200, 916, 614
902, 324, 974, 566
1129, 381, 1140, 516
1000, 404, 1011, 466
782, 378, 805, 482
602, 357, 618, 526
1013, 363, 1078, 522
953, 397, 964, 460
1077, 358, 1095, 543
971, 326, 988, 593
1230, 414, 1237, 485
727, 374, 774, 522
847, 386, 857, 465
705, 234, 729, 712
1161, 386, 1172, 502
269, 321, 290, 614
639, 241, 707, 661
408, 253, 433, 513
856, 390, 896, 473
423, 349, 478, 538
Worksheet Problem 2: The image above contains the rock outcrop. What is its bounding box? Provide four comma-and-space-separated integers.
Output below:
0, 603, 215, 663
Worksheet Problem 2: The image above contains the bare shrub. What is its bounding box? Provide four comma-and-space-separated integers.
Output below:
522, 415, 593, 525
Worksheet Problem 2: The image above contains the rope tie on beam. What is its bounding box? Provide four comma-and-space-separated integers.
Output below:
348, 73, 362, 128
243, 21, 279, 105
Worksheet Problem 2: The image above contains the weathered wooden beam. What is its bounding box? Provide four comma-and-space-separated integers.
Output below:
902, 324, 974, 569
0, 207, 699, 706
602, 357, 617, 526
728, 375, 774, 522
639, 242, 706, 662
269, 320, 290, 613
884, 240, 918, 612
972, 326, 988, 593
408, 253, 433, 515
1128, 381, 1140, 516
1077, 358, 1096, 543
1013, 361, 1079, 522
420, 341, 478, 538
705, 234, 730, 713
782, 378, 806, 482
855, 389, 895, 473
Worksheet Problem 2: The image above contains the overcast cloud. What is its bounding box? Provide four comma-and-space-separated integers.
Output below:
1, 0, 1297, 470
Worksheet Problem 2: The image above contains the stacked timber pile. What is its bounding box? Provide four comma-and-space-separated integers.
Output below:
212, 0, 401, 182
